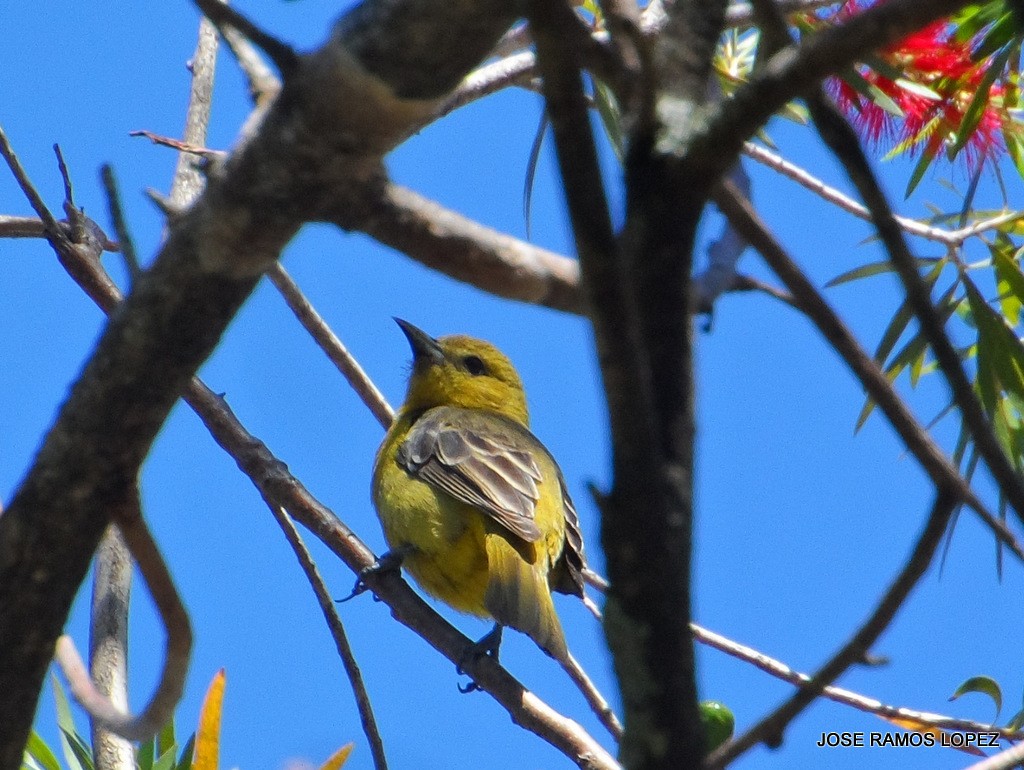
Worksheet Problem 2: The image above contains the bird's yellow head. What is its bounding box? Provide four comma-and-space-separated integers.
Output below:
394, 318, 530, 426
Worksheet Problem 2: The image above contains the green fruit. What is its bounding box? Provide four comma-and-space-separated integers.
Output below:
701, 700, 735, 751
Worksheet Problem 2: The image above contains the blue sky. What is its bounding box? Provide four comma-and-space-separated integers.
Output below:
4, 3, 1024, 769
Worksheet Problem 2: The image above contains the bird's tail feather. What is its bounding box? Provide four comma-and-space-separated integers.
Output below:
484, 534, 569, 664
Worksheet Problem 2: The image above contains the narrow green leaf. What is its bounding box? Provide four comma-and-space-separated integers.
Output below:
992, 237, 1024, 325
826, 256, 941, 288
894, 77, 942, 102
1006, 706, 1024, 731
906, 148, 937, 198
23, 732, 62, 770
158, 719, 176, 760
950, 675, 1003, 719
522, 110, 547, 239
61, 730, 94, 770
138, 738, 155, 770
153, 745, 179, 770
965, 277, 1024, 409
592, 78, 623, 161
176, 733, 196, 770
951, 45, 1014, 157
51, 675, 86, 770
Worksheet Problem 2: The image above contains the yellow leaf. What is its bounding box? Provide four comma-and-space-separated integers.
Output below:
881, 715, 986, 757
194, 669, 227, 770
318, 743, 354, 770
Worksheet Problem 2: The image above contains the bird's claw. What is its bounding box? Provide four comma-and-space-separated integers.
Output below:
456, 625, 503, 693
336, 547, 409, 603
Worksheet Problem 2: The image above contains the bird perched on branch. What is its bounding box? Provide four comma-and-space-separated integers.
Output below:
371, 318, 591, 665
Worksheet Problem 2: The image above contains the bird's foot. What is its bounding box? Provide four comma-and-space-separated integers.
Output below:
336, 546, 410, 603
457, 624, 503, 693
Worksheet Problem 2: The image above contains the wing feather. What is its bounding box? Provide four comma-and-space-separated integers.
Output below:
398, 407, 544, 543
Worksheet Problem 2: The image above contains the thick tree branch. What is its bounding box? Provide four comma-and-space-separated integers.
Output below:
332, 182, 583, 313
13, 156, 618, 770
0, 2, 519, 763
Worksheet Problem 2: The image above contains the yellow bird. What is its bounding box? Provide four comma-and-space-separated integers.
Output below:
371, 319, 589, 665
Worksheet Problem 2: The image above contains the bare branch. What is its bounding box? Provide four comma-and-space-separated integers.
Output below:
267, 263, 393, 429
966, 739, 1024, 770
692, 622, 1024, 741
88, 526, 133, 770
171, 11, 220, 208
270, 506, 389, 770
337, 182, 583, 313
743, 142, 967, 245
55, 492, 192, 742
713, 182, 1022, 558
563, 654, 624, 741
708, 491, 957, 766
806, 93, 1024, 526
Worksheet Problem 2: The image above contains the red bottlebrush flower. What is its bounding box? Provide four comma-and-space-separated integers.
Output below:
820, 1, 1011, 172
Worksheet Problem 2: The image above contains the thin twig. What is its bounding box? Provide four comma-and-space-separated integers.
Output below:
713, 182, 1022, 558
965, 739, 1024, 770
55, 492, 193, 741
744, 142, 960, 245
708, 492, 957, 767
100, 166, 141, 283
192, 0, 297, 76
807, 93, 1024, 528
266, 264, 393, 429
270, 506, 389, 770
0, 126, 67, 245
170, 10, 220, 209
563, 654, 624, 741
692, 622, 1024, 741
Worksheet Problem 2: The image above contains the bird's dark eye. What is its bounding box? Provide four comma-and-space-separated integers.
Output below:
462, 355, 487, 376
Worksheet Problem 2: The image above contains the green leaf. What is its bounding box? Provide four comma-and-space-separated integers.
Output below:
992, 237, 1024, 325
153, 745, 179, 770
51, 675, 86, 770
60, 730, 94, 770
522, 109, 547, 239
825, 257, 942, 288
23, 732, 62, 770
965, 277, 1024, 409
158, 719, 176, 760
894, 77, 942, 102
1007, 706, 1024, 731
950, 675, 1003, 720
951, 44, 1014, 157
138, 738, 155, 770
592, 77, 623, 161
176, 733, 196, 770
906, 147, 937, 198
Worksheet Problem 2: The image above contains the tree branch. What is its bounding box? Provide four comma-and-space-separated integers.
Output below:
806, 93, 1024, 526
0, 1, 521, 762
707, 491, 957, 767
269, 507, 389, 770
713, 182, 1021, 557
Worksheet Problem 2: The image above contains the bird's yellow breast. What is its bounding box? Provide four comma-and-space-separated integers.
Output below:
373, 418, 491, 615
371, 413, 566, 618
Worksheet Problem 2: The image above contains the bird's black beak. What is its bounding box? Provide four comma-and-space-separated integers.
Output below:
394, 318, 446, 366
